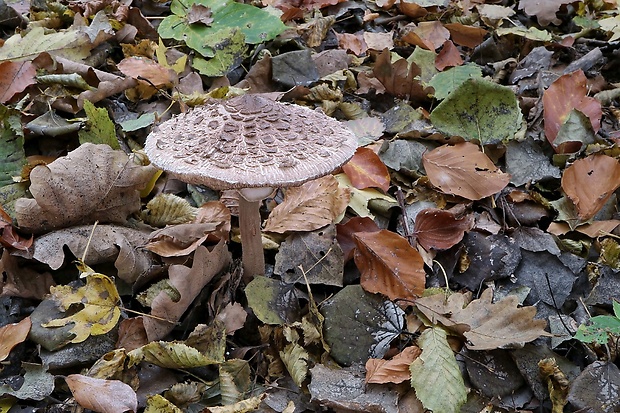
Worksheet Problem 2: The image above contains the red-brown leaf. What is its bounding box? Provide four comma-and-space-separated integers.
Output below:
436, 40, 463, 71
66, 374, 137, 413
423, 142, 510, 200
342, 147, 391, 192
414, 208, 473, 250
561, 154, 620, 220
543, 70, 601, 152
365, 346, 421, 384
354, 230, 425, 301
336, 216, 381, 261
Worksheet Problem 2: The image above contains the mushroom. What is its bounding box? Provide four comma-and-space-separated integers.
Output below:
144, 94, 357, 279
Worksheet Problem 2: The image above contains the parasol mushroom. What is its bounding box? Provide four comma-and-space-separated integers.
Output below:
144, 94, 357, 279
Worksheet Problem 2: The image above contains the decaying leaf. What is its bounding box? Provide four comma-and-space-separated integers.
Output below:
42, 273, 121, 345
336, 216, 380, 261
561, 154, 620, 220
264, 175, 350, 234
15, 143, 157, 233
365, 345, 420, 384
128, 340, 223, 368
423, 142, 510, 200
413, 208, 473, 250
66, 374, 137, 413
354, 229, 425, 301
245, 276, 302, 325
414, 289, 551, 350
0, 363, 54, 401
410, 327, 467, 413
280, 343, 309, 387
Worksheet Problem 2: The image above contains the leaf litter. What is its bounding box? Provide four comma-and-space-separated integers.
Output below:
1, 0, 620, 412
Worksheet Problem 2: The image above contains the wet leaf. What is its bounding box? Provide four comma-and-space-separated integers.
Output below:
423, 142, 510, 200
354, 229, 425, 301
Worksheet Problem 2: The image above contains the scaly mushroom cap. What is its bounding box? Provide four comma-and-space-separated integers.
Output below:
144, 94, 358, 190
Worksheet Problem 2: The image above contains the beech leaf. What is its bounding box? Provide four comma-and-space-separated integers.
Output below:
264, 175, 350, 233
414, 208, 474, 250
354, 229, 425, 301
561, 154, 620, 220
342, 147, 391, 192
423, 142, 510, 200
66, 374, 137, 413
365, 346, 421, 384
0, 317, 31, 362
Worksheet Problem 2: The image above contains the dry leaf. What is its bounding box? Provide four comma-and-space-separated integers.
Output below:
365, 345, 421, 384
373, 48, 432, 103
342, 147, 391, 192
144, 242, 231, 341
354, 229, 425, 301
402, 21, 450, 50
414, 208, 473, 250
435, 40, 463, 71
264, 175, 350, 234
66, 374, 137, 413
543, 70, 601, 152
423, 142, 510, 200
0, 317, 31, 362
561, 155, 620, 220
415, 289, 551, 350
15, 144, 157, 233
0, 250, 55, 300
336, 216, 381, 261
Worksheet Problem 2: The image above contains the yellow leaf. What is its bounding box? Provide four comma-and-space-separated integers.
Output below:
42, 274, 121, 344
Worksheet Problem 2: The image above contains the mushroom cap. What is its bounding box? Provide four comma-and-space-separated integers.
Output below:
144, 94, 358, 190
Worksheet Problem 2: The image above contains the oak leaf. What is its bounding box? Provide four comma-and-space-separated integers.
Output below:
354, 229, 425, 301
561, 154, 620, 220
423, 142, 510, 200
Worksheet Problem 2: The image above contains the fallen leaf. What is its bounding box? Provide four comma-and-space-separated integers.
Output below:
518, 0, 574, 26
354, 229, 425, 301
402, 21, 450, 50
373, 48, 432, 103
414, 208, 473, 250
0, 61, 36, 103
336, 216, 381, 261
128, 340, 223, 368
0, 317, 31, 362
435, 40, 463, 71
0, 250, 54, 300
264, 175, 350, 234
66, 374, 137, 413
423, 142, 510, 200
410, 327, 467, 413
365, 345, 421, 384
543, 70, 601, 152
342, 147, 391, 192
414, 289, 551, 350
15, 143, 157, 233
561, 154, 620, 220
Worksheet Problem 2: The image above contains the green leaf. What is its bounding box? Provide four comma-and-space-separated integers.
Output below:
191, 28, 248, 77
245, 276, 300, 325
119, 112, 156, 132
574, 311, 620, 345
428, 63, 483, 100
0, 104, 25, 187
430, 77, 522, 144
78, 101, 120, 149
210, 2, 286, 44
410, 327, 467, 413
128, 341, 223, 368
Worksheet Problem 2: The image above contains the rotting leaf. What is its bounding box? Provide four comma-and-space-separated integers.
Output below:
321, 284, 405, 366
354, 229, 425, 301
415, 289, 551, 350
0, 363, 54, 401
245, 276, 302, 325
128, 340, 223, 368
430, 77, 521, 144
0, 104, 26, 188
15, 143, 157, 233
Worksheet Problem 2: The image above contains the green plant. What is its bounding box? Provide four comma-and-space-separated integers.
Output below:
574, 300, 620, 345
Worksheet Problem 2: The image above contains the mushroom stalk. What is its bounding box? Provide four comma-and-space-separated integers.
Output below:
237, 196, 265, 280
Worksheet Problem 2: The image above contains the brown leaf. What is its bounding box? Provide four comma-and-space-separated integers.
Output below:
561, 154, 620, 220
444, 23, 487, 48
0, 317, 31, 362
373, 48, 432, 103
435, 40, 463, 71
0, 250, 55, 300
415, 289, 551, 350
144, 241, 231, 341
0, 60, 36, 103
402, 21, 450, 50
264, 175, 350, 234
145, 222, 229, 257
116, 317, 148, 352
66, 374, 137, 413
423, 142, 510, 200
365, 346, 421, 384
354, 230, 425, 301
186, 4, 213, 25
414, 208, 473, 250
543, 70, 602, 152
518, 0, 574, 26
15, 144, 157, 233
336, 216, 381, 261
337, 32, 367, 56
342, 147, 390, 192
117, 56, 177, 88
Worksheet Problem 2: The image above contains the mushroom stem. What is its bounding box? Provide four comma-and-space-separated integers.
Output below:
237, 195, 265, 280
